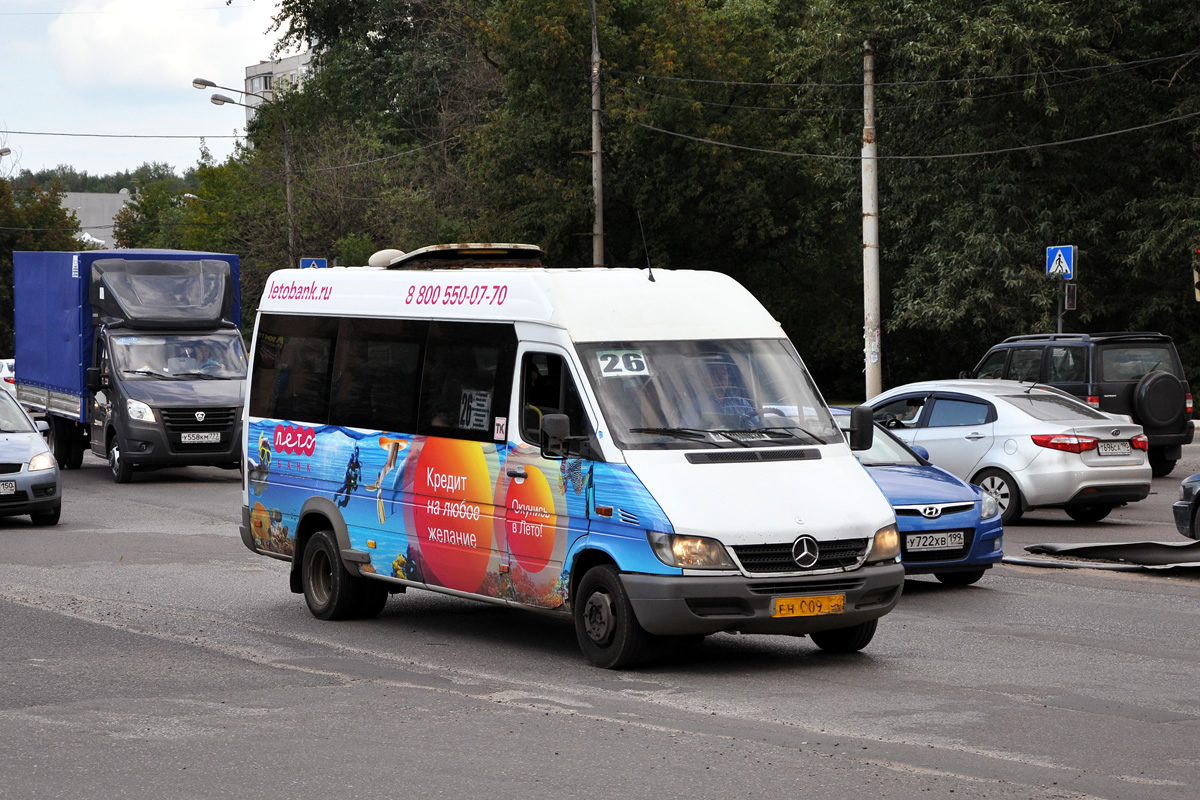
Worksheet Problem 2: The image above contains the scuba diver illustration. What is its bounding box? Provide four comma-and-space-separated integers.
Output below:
334, 444, 362, 507
364, 436, 408, 525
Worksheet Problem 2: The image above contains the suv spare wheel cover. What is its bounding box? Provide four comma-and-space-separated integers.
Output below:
1133, 370, 1185, 429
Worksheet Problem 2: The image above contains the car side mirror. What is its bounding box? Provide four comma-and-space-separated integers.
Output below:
958, 370, 973, 379
911, 444, 930, 461
541, 413, 570, 459
848, 405, 874, 451
36, 420, 50, 434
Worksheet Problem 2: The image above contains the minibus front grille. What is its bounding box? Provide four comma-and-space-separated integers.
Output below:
747, 578, 862, 595
686, 448, 820, 464
732, 538, 869, 574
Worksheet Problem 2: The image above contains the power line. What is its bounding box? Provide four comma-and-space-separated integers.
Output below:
635, 107, 1200, 160
3, 129, 239, 140
607, 47, 1200, 89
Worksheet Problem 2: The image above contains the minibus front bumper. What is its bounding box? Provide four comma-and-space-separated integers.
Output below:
620, 562, 905, 637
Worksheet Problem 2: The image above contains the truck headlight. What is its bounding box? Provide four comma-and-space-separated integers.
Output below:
127, 398, 156, 423
981, 491, 1000, 520
648, 532, 735, 569
29, 451, 56, 471
867, 523, 900, 562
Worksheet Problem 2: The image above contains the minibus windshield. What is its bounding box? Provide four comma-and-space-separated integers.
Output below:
110, 333, 248, 380
577, 338, 842, 450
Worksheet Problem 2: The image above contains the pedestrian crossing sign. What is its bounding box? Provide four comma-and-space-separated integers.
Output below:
1046, 246, 1074, 280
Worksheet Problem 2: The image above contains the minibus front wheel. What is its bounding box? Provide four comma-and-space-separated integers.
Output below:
574, 564, 649, 669
302, 530, 388, 620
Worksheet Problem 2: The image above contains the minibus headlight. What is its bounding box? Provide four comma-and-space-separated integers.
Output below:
648, 532, 735, 569
980, 491, 1000, 520
867, 523, 900, 562
127, 398, 156, 423
29, 451, 56, 472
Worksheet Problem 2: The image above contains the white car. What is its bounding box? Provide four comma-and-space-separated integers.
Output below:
0, 359, 14, 397
868, 380, 1152, 524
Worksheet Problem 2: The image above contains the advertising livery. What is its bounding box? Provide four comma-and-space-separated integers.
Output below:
240, 243, 905, 668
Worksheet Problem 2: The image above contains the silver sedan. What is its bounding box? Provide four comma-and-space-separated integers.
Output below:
868, 380, 1151, 524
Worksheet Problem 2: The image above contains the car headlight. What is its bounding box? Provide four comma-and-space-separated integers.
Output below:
648, 532, 735, 569
127, 398, 156, 423
867, 523, 900, 562
981, 491, 1000, 520
29, 451, 57, 471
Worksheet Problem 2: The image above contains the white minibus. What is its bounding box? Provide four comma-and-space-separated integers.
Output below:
239, 243, 903, 667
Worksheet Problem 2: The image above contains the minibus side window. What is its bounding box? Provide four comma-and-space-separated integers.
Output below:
418, 321, 517, 442
249, 314, 337, 423
328, 318, 427, 433
520, 352, 592, 447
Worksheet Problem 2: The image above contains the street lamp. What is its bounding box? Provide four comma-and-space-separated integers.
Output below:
193, 77, 296, 268
0, 147, 11, 158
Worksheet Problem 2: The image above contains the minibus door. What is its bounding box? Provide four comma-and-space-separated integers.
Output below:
500, 349, 595, 609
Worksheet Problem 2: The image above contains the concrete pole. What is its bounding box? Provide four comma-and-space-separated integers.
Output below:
590, 0, 604, 267
862, 40, 882, 400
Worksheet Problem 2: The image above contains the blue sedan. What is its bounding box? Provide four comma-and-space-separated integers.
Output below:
834, 409, 1003, 585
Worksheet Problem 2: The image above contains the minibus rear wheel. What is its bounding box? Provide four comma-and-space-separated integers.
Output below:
574, 564, 649, 669
303, 529, 378, 620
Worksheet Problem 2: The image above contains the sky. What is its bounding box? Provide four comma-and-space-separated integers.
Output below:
1, 0, 300, 178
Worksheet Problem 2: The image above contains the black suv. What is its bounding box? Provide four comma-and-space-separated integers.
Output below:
965, 332, 1193, 477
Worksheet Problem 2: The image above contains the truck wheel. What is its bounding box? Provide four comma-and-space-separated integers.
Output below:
574, 564, 649, 669
108, 440, 133, 483
302, 529, 374, 620
47, 418, 73, 467
68, 441, 85, 470
810, 619, 878, 653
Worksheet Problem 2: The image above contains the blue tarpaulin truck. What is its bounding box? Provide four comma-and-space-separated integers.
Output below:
14, 250, 248, 482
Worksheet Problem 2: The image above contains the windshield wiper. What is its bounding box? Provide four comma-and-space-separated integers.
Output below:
629, 426, 711, 441
750, 424, 824, 443
172, 371, 223, 380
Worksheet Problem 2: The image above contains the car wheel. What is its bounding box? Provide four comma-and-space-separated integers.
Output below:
973, 468, 1023, 524
935, 569, 986, 587
1134, 370, 1185, 430
1064, 504, 1114, 523
302, 529, 368, 621
810, 619, 878, 653
108, 440, 133, 484
1148, 448, 1177, 478
574, 564, 649, 669
31, 503, 62, 526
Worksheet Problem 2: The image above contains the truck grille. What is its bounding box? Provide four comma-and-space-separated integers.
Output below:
161, 407, 239, 429
732, 538, 869, 574
162, 407, 239, 452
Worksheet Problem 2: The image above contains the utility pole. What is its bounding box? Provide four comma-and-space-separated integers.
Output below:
862, 40, 882, 400
589, 0, 605, 267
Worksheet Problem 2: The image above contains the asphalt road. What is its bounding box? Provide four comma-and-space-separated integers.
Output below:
2, 449, 1199, 799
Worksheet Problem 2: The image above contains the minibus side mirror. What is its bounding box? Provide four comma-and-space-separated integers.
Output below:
541, 413, 571, 458
85, 367, 100, 392
848, 405, 874, 451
